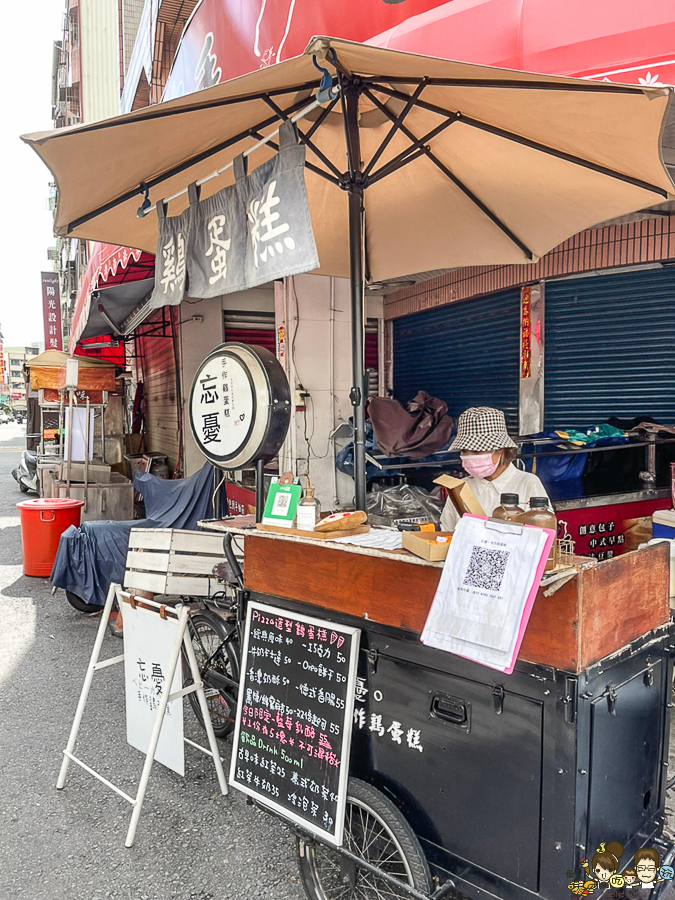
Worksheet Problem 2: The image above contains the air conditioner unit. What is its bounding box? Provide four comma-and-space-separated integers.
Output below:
47, 247, 59, 262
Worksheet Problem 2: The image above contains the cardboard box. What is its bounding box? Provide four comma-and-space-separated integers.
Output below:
402, 530, 454, 561
433, 474, 486, 518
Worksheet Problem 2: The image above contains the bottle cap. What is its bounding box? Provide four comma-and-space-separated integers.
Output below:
500, 493, 520, 506
529, 496, 550, 509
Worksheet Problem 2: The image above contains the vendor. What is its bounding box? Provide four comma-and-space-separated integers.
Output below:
440, 406, 549, 531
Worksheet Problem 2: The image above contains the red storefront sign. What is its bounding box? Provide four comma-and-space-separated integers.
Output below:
557, 497, 671, 561
162, 0, 448, 101
369, 0, 675, 89
41, 271, 63, 351
225, 481, 256, 517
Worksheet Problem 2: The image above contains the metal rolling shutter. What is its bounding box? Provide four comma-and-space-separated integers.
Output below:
392, 289, 521, 431
223, 311, 276, 354
544, 268, 675, 429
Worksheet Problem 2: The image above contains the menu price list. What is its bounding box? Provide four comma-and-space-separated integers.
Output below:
229, 601, 360, 845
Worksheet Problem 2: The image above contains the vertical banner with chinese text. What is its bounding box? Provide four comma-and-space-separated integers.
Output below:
518, 283, 544, 435
41, 272, 63, 351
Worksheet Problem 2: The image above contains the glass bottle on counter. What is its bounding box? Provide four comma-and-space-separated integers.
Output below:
520, 497, 558, 571
296, 483, 321, 531
492, 493, 524, 522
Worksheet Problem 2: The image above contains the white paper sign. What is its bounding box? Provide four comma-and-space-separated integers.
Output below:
422, 516, 551, 672
121, 603, 185, 776
64, 406, 94, 461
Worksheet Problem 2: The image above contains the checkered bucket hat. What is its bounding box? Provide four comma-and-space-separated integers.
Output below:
450, 407, 517, 452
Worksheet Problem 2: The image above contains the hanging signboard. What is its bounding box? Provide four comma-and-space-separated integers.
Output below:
121, 602, 185, 776
230, 601, 360, 846
188, 342, 290, 469
41, 272, 63, 351
150, 122, 319, 307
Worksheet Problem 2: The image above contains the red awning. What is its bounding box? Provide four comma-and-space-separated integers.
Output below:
70, 242, 154, 356
369, 0, 675, 85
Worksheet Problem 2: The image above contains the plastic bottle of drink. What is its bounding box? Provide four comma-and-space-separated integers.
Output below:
492, 493, 524, 522
520, 497, 557, 571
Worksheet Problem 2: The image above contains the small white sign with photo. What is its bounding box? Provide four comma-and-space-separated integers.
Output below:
121, 603, 185, 776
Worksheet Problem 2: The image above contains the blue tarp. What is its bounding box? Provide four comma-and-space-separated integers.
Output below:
50, 462, 215, 606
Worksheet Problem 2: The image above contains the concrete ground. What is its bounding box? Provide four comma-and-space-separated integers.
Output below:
0, 424, 304, 900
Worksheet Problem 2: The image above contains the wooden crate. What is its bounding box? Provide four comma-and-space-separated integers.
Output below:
243, 536, 670, 674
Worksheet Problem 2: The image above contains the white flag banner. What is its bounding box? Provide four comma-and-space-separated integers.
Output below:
121, 603, 185, 776
422, 515, 554, 673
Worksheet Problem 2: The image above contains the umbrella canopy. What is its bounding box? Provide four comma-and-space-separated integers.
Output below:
22, 36, 675, 508
23, 36, 674, 280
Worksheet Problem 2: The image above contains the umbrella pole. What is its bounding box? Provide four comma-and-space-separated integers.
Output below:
345, 85, 367, 512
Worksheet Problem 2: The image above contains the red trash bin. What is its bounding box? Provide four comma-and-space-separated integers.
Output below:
16, 498, 85, 577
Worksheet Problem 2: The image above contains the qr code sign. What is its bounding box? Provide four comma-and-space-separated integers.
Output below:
463, 546, 509, 592
272, 492, 291, 515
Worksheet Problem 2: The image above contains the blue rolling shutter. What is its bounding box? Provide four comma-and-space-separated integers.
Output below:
544, 268, 675, 430
392, 289, 521, 431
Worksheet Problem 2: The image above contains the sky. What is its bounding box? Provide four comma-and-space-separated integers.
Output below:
0, 0, 64, 348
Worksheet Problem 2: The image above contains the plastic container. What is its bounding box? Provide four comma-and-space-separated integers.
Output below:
647, 538, 675, 598
653, 509, 675, 540
520, 497, 557, 572
492, 493, 524, 522
16, 498, 84, 577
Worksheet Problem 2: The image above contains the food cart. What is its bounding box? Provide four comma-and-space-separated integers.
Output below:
192, 493, 673, 900
24, 36, 675, 900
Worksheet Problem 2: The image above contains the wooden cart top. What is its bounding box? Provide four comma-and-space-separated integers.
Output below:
198, 518, 670, 674
197, 518, 446, 567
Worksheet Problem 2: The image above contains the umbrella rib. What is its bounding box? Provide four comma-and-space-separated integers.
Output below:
305, 94, 340, 139
248, 130, 340, 185
363, 88, 459, 184
66, 92, 321, 233
31, 81, 321, 140
261, 95, 343, 178
375, 84, 670, 199
363, 79, 428, 178
365, 76, 643, 94
366, 87, 534, 260
423, 147, 534, 259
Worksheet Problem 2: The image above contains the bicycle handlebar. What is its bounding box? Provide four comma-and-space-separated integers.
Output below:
223, 533, 245, 591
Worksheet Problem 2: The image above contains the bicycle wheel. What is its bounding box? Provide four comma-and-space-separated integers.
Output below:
183, 611, 239, 740
298, 778, 431, 900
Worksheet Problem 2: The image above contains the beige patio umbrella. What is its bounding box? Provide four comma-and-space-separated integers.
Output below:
22, 36, 675, 508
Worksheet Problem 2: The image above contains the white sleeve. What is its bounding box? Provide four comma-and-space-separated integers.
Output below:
523, 473, 550, 504
440, 498, 460, 532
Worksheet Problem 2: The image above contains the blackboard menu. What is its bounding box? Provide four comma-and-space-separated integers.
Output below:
229, 600, 360, 845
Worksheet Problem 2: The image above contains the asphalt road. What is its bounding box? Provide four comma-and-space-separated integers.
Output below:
0, 426, 304, 900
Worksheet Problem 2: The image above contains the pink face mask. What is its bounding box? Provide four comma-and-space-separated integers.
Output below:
461, 452, 500, 479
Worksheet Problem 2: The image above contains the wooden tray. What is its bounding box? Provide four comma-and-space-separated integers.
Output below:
256, 523, 371, 540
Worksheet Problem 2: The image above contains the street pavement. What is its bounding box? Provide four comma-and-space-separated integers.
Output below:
0, 426, 304, 900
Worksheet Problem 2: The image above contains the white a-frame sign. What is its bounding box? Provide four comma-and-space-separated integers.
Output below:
57, 585, 228, 847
